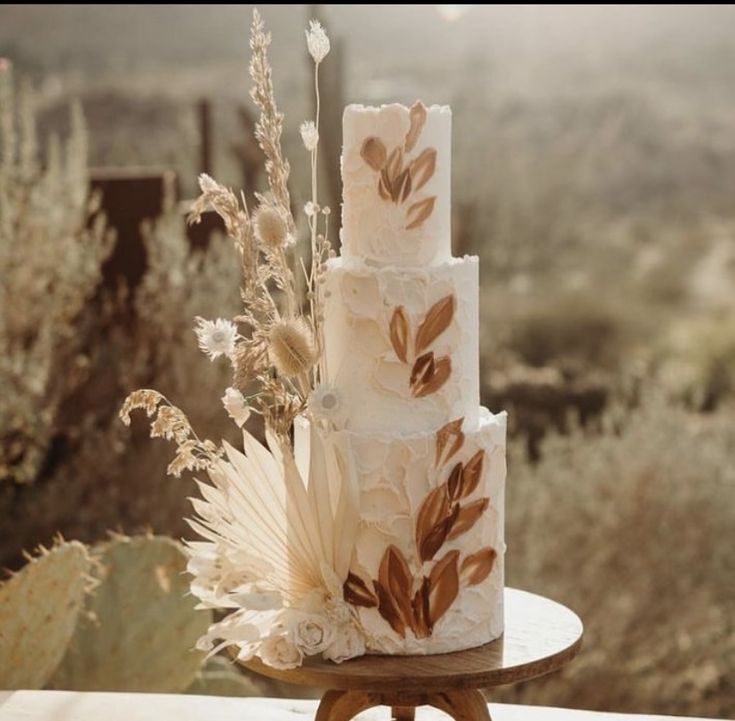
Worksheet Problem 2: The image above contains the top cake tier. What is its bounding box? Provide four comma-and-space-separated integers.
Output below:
341, 102, 451, 267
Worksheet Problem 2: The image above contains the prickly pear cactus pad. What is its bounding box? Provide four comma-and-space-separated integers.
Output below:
49, 535, 212, 692
0, 541, 90, 690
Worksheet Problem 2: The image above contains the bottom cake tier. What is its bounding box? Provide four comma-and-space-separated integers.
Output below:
297, 407, 507, 655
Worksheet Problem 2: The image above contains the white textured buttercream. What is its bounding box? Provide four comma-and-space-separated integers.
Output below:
341, 103, 451, 267
322, 256, 479, 434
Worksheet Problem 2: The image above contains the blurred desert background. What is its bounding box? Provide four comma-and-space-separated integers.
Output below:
0, 4, 733, 715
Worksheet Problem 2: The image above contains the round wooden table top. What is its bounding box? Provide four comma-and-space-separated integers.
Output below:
238, 587, 583, 693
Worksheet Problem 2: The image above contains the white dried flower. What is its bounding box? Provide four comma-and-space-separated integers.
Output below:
285, 611, 334, 657
306, 20, 330, 63
258, 631, 303, 670
308, 384, 343, 423
304, 201, 318, 217
221, 387, 251, 428
194, 317, 238, 361
322, 621, 366, 664
300, 120, 319, 151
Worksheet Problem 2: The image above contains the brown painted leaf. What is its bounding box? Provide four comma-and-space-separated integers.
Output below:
385, 146, 404, 182
395, 167, 412, 203
378, 175, 391, 201
458, 450, 485, 499
361, 136, 387, 171
410, 148, 437, 192
415, 484, 450, 562
413, 355, 451, 398
379, 545, 414, 631
415, 295, 455, 354
428, 550, 460, 626
343, 572, 378, 608
374, 580, 406, 638
461, 547, 497, 586
410, 577, 431, 638
447, 497, 490, 540
380, 168, 393, 200
405, 101, 427, 153
389, 306, 410, 363
405, 196, 436, 230
420, 502, 459, 563
447, 463, 463, 502
410, 351, 434, 390
435, 418, 465, 467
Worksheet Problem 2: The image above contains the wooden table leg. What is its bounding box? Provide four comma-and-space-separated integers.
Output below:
315, 688, 491, 721
427, 689, 491, 721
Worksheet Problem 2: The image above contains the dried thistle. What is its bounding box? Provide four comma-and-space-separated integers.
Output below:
252, 204, 291, 250
268, 319, 316, 380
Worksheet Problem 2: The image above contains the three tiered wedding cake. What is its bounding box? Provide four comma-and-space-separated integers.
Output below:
300, 102, 507, 655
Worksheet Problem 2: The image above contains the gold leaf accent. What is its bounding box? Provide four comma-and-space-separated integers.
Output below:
361, 136, 387, 171
410, 351, 435, 390
415, 295, 455, 355
458, 450, 485, 499
447, 462, 463, 502
377, 545, 413, 635
461, 547, 497, 586
447, 497, 490, 540
416, 484, 454, 562
410, 148, 437, 192
343, 572, 378, 608
405, 196, 436, 230
427, 550, 460, 626
405, 101, 427, 153
389, 307, 410, 363
412, 355, 451, 398
435, 418, 465, 467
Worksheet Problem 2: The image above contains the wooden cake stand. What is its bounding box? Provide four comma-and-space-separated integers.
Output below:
239, 587, 584, 721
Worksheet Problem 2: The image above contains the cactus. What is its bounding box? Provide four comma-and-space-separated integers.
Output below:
49, 534, 212, 692
0, 541, 90, 690
185, 656, 263, 697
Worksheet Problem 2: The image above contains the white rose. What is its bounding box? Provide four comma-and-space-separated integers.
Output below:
291, 612, 334, 656
258, 632, 303, 670
323, 622, 366, 664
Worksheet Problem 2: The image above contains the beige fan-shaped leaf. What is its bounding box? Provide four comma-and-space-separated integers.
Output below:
415, 295, 455, 354
361, 136, 387, 171
447, 497, 490, 540
410, 148, 437, 192
428, 550, 460, 626
343, 572, 377, 608
405, 101, 427, 152
435, 418, 465, 467
461, 547, 497, 586
389, 306, 410, 363
412, 355, 451, 398
458, 449, 485, 499
405, 196, 436, 230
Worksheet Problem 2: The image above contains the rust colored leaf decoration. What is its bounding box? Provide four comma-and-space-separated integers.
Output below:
415, 484, 450, 562
395, 167, 413, 203
458, 449, 485, 499
447, 463, 463, 502
374, 581, 405, 638
447, 497, 490, 540
461, 547, 497, 586
427, 550, 460, 626
343, 572, 378, 608
410, 351, 435, 390
378, 545, 414, 633
410, 147, 437, 192
435, 418, 465, 468
405, 195, 436, 230
415, 295, 455, 355
413, 355, 451, 398
405, 101, 428, 153
410, 577, 431, 639
378, 173, 391, 200
389, 306, 410, 363
385, 146, 404, 182
361, 136, 387, 171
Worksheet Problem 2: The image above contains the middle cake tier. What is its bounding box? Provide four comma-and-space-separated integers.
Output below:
322, 255, 479, 434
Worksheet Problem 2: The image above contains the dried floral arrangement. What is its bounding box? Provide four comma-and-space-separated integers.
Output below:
120, 12, 370, 669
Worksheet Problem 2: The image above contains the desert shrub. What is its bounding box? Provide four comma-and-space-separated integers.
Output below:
499, 393, 735, 717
